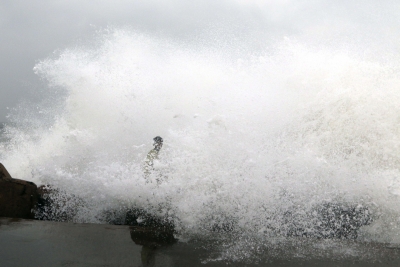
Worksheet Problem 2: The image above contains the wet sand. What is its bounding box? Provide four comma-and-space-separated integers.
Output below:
1, 217, 400, 267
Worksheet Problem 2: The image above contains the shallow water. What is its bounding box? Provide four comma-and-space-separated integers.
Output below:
1, 218, 400, 267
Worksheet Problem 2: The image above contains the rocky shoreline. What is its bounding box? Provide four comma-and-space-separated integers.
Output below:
0, 163, 176, 246
1, 162, 373, 243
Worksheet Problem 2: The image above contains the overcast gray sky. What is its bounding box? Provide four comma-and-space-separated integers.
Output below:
1, 0, 399, 122
0, 0, 266, 122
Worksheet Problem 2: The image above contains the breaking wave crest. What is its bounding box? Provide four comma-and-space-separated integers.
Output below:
1, 27, 400, 254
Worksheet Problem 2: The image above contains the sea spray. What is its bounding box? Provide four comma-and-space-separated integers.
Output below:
1, 28, 400, 260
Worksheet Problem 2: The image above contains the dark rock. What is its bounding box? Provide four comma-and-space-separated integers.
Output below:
313, 202, 372, 239
126, 207, 176, 247
208, 214, 237, 232
0, 163, 12, 180
284, 202, 372, 239
35, 185, 56, 220
130, 225, 176, 247
0, 163, 38, 219
98, 208, 127, 225
125, 208, 174, 228
35, 185, 82, 222
196, 201, 372, 240
196, 212, 237, 233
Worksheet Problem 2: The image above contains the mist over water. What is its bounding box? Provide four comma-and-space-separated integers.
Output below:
1, 1, 400, 261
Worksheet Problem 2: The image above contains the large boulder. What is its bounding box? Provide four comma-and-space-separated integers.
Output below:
0, 163, 38, 219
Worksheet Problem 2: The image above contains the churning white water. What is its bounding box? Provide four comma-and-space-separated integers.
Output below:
1, 2, 400, 261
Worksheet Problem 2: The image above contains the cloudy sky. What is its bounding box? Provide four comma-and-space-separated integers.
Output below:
1, 0, 399, 122
0, 0, 265, 122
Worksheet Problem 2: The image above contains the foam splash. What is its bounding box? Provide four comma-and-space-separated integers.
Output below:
1, 27, 400, 253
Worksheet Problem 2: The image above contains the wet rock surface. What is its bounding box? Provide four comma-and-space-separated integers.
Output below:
312, 202, 372, 239
0, 163, 38, 219
125, 208, 174, 228
282, 202, 372, 239
0, 163, 373, 242
35, 185, 86, 222
130, 225, 176, 247
34, 185, 177, 245
0, 163, 12, 180
206, 202, 372, 240
126, 208, 176, 247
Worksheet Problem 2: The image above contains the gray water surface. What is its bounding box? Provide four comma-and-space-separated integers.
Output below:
1, 218, 400, 267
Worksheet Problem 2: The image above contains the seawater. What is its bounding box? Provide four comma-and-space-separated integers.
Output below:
2, 3, 400, 262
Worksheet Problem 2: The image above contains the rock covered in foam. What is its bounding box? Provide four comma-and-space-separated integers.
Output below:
313, 202, 372, 239
35, 185, 84, 222
285, 202, 372, 239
